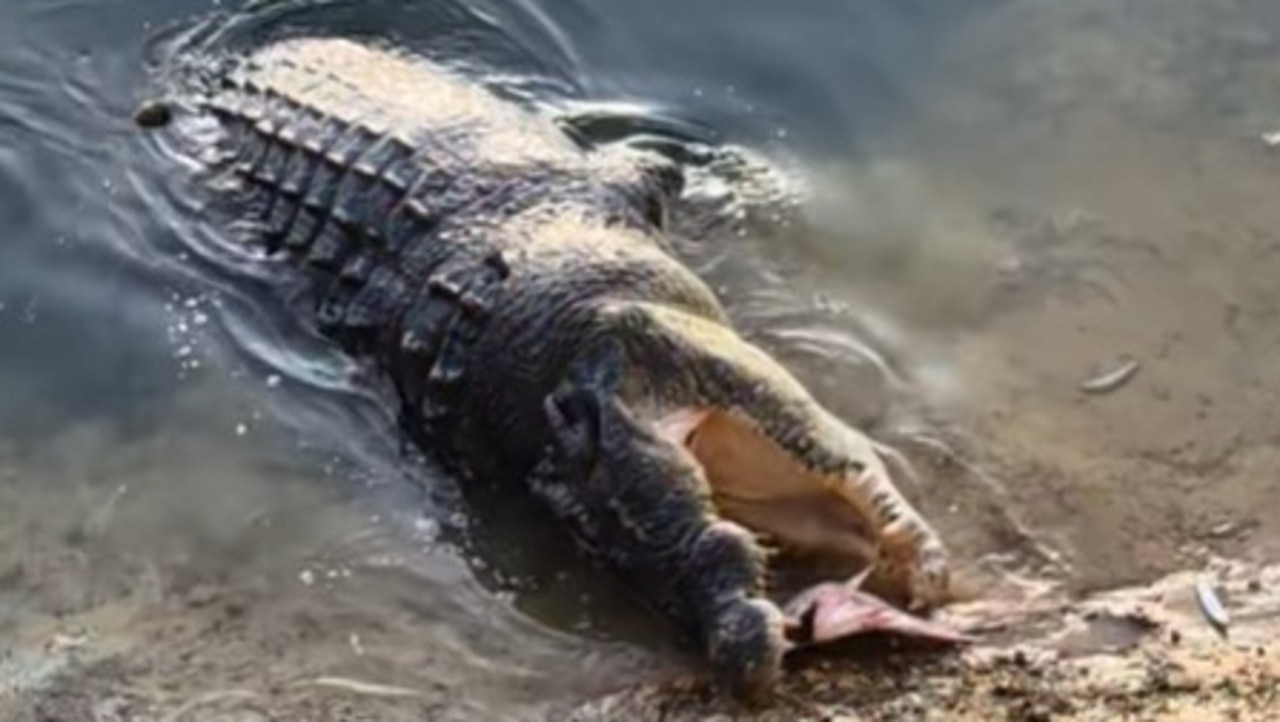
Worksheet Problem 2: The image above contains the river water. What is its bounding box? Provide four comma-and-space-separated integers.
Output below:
3, 0, 1280, 719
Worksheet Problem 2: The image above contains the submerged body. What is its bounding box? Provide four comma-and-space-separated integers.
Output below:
138, 36, 958, 700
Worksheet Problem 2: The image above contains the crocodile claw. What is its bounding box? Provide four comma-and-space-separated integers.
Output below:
880, 530, 953, 613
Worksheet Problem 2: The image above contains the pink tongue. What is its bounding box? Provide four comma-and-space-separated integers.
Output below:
784, 581, 975, 648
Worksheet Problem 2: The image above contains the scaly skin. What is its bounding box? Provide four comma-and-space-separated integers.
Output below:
137, 35, 951, 701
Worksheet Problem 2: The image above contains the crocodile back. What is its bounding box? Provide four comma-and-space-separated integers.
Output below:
160, 36, 719, 474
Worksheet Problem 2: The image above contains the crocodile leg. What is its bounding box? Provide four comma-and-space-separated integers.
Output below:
600, 301, 952, 612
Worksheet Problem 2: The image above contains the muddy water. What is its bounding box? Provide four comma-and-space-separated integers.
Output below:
3, 0, 1280, 718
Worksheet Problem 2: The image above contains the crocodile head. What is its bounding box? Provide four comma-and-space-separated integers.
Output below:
529, 352, 963, 702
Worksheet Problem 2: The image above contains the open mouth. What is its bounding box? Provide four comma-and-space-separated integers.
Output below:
656, 407, 973, 649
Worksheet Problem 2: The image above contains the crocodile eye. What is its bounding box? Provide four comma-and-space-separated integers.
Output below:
544, 388, 602, 475
643, 196, 669, 231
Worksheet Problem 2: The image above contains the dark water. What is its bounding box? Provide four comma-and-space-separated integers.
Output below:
0, 0, 989, 477
5, 0, 1280, 716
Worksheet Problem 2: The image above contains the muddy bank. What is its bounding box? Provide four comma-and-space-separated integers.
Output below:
8, 556, 1278, 721
561, 559, 1280, 721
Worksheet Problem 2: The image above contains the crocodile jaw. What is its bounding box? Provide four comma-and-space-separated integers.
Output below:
655, 406, 970, 649
655, 407, 882, 573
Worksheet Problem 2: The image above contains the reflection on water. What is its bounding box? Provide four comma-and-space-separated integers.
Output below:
4, 0, 1280, 716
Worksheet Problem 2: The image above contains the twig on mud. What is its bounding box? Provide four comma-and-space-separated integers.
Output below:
295, 676, 424, 698
1079, 357, 1140, 394
159, 690, 261, 722
83, 484, 128, 538
139, 556, 167, 605
1195, 579, 1231, 638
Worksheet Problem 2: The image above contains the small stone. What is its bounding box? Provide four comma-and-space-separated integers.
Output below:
133, 99, 173, 128
1208, 520, 1241, 539
185, 584, 219, 608
996, 256, 1023, 277
45, 632, 90, 654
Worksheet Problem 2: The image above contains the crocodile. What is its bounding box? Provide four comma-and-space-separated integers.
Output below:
135, 36, 955, 702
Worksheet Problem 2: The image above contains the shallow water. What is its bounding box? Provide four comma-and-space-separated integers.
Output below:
3, 0, 1280, 717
